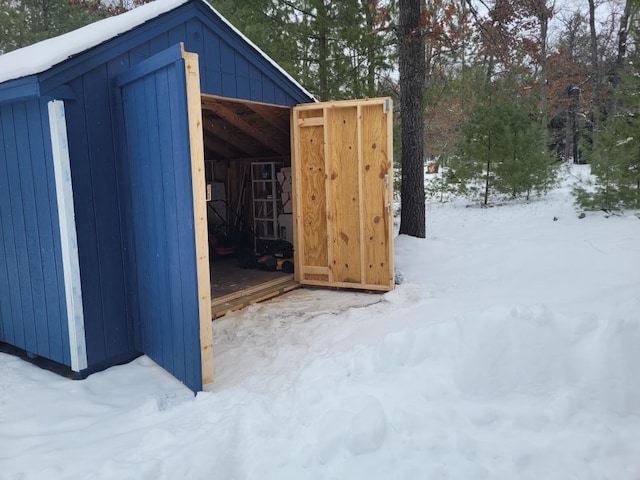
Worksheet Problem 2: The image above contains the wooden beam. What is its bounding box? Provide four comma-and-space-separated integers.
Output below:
297, 117, 324, 127
203, 135, 238, 159
182, 49, 214, 387
211, 276, 299, 319
201, 101, 289, 155
295, 97, 388, 111
201, 92, 291, 111
202, 114, 264, 157
244, 102, 290, 135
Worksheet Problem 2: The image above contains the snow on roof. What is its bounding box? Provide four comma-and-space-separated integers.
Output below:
0, 0, 314, 100
0, 0, 188, 84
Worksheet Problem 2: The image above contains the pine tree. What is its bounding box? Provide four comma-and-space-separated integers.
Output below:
449, 85, 505, 205
451, 81, 556, 205
493, 97, 556, 200
575, 68, 640, 211
211, 0, 396, 100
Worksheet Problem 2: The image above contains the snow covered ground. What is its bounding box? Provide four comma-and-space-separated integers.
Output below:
1, 165, 639, 479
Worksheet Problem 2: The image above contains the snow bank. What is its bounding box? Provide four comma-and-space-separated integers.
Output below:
454, 303, 640, 415
1, 165, 639, 479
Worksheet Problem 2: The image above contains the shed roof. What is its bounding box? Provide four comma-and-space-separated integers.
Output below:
0, 0, 313, 100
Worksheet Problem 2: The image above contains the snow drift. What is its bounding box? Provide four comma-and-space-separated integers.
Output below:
1, 165, 639, 479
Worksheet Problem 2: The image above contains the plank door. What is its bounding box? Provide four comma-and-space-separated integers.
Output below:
291, 98, 394, 291
115, 44, 212, 391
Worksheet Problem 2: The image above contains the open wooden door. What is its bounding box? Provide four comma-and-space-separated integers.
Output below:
291, 98, 394, 291
115, 44, 212, 391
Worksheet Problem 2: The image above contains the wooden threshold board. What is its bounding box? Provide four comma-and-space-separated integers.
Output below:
211, 275, 299, 319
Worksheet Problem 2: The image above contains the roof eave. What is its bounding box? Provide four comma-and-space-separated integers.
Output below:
0, 75, 40, 105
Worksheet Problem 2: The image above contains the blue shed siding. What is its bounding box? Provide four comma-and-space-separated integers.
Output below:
63, 69, 133, 368
0, 99, 70, 366
0, 0, 313, 375
0, 76, 40, 105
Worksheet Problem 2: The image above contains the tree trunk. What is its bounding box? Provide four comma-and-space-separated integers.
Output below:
484, 132, 491, 206
363, 0, 377, 96
536, 0, 550, 129
616, 0, 632, 70
399, 0, 426, 238
588, 0, 600, 132
314, 0, 330, 100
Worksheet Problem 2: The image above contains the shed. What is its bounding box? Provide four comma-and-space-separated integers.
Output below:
0, 0, 394, 391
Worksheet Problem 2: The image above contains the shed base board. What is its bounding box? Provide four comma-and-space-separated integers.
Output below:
0, 341, 141, 380
211, 274, 299, 319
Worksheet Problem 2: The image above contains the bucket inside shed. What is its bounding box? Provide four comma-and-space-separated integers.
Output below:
199, 94, 298, 318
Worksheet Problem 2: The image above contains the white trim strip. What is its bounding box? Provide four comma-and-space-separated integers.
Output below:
48, 100, 88, 372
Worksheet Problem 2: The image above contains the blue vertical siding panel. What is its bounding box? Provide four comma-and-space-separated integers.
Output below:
81, 65, 131, 361
24, 101, 56, 361
235, 53, 249, 77
64, 78, 107, 365
185, 18, 205, 59
0, 101, 70, 365
221, 74, 237, 98
219, 40, 235, 75
167, 24, 186, 47
262, 81, 276, 104
274, 88, 287, 105
120, 80, 151, 356
154, 69, 181, 373
33, 102, 64, 362
0, 166, 5, 341
0, 106, 27, 350
236, 77, 250, 99
219, 40, 237, 97
0, 107, 18, 346
248, 65, 263, 101
133, 77, 158, 359
235, 54, 250, 99
202, 28, 222, 95
142, 73, 167, 362
165, 60, 199, 390
2, 105, 34, 352
108, 53, 141, 355
13, 103, 48, 356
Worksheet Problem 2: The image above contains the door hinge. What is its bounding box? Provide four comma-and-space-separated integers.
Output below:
384, 98, 391, 113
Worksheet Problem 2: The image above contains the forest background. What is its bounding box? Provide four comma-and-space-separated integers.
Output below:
2, 0, 638, 213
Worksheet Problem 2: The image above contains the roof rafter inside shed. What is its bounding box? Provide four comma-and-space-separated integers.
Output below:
200, 94, 291, 161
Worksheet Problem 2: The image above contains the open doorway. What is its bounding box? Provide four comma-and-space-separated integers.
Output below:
200, 94, 298, 318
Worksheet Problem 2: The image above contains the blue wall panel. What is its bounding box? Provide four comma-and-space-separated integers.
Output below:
0, 100, 70, 365
63, 79, 107, 365
1, 0, 313, 375
81, 65, 131, 361
63, 69, 134, 369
